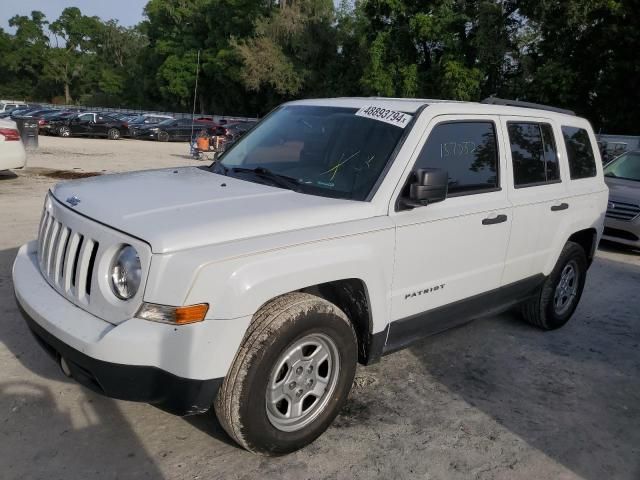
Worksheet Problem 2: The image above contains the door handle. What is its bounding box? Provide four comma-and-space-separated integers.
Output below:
551, 203, 569, 211
482, 214, 508, 225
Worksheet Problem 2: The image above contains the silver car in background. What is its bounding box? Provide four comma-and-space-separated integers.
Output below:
603, 151, 640, 248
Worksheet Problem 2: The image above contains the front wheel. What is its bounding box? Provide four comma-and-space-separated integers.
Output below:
107, 128, 120, 140
59, 126, 70, 137
157, 131, 169, 142
214, 292, 357, 455
521, 241, 588, 330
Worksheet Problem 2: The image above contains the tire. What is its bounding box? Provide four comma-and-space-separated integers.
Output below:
157, 131, 169, 142
107, 128, 120, 140
215, 292, 357, 455
59, 126, 70, 137
521, 241, 588, 330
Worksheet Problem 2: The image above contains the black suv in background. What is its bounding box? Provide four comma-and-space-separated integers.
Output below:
59, 113, 128, 140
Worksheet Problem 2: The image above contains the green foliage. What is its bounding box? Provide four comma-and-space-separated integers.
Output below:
0, 1, 639, 133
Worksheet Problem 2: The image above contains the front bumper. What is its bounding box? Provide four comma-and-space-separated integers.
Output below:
19, 306, 222, 415
12, 241, 242, 415
603, 216, 640, 247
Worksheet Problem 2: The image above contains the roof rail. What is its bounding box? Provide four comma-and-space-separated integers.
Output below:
481, 97, 575, 116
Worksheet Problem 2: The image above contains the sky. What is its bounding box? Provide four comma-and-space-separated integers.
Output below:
1, 0, 148, 33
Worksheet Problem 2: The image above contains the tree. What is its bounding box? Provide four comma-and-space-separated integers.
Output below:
2, 11, 49, 98
48, 7, 101, 103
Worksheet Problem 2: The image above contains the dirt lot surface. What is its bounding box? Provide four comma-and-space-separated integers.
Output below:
1, 136, 639, 480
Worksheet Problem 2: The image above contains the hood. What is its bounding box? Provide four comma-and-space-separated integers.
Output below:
605, 176, 640, 204
51, 167, 377, 253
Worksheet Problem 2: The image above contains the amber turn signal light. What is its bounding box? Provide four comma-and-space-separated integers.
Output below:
174, 304, 209, 324
136, 302, 209, 325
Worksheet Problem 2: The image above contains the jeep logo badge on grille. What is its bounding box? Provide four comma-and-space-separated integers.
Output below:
66, 195, 81, 207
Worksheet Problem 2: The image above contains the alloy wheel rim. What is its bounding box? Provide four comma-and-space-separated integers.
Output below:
554, 260, 579, 315
266, 333, 340, 432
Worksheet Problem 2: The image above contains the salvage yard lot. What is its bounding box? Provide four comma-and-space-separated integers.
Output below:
1, 136, 639, 480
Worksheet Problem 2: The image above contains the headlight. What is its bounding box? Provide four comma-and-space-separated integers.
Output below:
110, 245, 141, 300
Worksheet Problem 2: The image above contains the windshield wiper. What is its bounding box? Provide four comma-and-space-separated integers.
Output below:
230, 167, 301, 192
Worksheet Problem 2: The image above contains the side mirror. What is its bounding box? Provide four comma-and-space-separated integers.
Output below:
400, 168, 448, 209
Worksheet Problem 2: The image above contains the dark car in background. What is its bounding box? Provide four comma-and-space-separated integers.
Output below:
135, 117, 215, 141
111, 113, 139, 123
603, 151, 640, 249
8, 105, 44, 119
59, 112, 128, 140
127, 114, 174, 137
13, 108, 59, 119
40, 111, 78, 135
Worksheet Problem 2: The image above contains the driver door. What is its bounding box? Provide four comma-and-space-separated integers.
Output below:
388, 115, 512, 347
71, 113, 94, 135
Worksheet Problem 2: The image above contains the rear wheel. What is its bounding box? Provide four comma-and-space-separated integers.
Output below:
214, 292, 357, 455
107, 128, 120, 140
59, 126, 70, 137
521, 241, 587, 330
157, 131, 169, 142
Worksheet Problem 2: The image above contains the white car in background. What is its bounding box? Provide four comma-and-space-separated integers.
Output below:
0, 118, 26, 171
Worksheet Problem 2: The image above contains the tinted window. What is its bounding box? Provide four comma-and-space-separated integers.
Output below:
508, 122, 560, 186
562, 126, 597, 179
413, 122, 499, 195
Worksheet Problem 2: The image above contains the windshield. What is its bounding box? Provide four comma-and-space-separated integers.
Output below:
215, 105, 409, 201
604, 151, 640, 182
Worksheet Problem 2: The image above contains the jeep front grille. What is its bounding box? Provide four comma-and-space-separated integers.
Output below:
37, 208, 99, 304
605, 200, 640, 222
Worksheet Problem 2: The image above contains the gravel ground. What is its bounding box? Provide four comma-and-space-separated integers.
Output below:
1, 136, 639, 480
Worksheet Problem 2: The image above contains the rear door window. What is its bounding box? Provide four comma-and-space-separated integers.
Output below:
507, 122, 560, 187
562, 126, 597, 179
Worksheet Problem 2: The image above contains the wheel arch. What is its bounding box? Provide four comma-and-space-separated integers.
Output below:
293, 278, 383, 365
544, 225, 600, 275
567, 228, 598, 265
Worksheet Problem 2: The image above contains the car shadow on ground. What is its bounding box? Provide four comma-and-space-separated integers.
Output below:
0, 246, 171, 479
0, 171, 19, 180
0, 380, 166, 480
403, 254, 640, 480
599, 239, 640, 256
0, 246, 238, 459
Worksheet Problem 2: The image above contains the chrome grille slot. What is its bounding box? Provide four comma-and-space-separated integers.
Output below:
37, 213, 98, 305
63, 232, 82, 293
606, 201, 640, 221
35, 196, 151, 324
53, 227, 70, 284
86, 241, 99, 295
71, 235, 84, 289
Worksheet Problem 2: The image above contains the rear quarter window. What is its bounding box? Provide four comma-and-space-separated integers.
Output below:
562, 126, 597, 179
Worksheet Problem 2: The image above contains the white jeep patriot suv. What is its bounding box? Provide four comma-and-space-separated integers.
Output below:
13, 97, 607, 455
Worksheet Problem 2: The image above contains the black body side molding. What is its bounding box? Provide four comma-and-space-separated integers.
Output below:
379, 274, 545, 356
